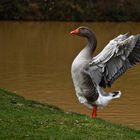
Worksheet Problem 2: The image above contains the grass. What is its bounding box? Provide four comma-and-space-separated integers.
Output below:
0, 89, 140, 140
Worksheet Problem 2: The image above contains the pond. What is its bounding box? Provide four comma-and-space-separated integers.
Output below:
0, 21, 140, 129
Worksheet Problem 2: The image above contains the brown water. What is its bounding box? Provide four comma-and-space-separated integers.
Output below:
0, 21, 140, 129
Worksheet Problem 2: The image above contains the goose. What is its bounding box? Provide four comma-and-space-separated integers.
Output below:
70, 26, 140, 118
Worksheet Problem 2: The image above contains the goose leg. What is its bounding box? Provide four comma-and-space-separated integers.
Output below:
92, 105, 97, 118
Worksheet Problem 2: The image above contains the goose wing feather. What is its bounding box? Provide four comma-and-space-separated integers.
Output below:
85, 33, 140, 88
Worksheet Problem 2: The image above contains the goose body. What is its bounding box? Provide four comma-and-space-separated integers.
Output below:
70, 26, 140, 118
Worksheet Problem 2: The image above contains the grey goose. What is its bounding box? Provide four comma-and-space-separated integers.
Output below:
70, 26, 140, 118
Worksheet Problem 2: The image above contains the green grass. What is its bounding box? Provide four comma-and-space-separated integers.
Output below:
0, 89, 140, 140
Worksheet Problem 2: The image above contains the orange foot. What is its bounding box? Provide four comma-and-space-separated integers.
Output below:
92, 105, 97, 118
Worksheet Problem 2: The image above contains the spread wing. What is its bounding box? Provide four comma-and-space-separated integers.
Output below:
85, 33, 140, 88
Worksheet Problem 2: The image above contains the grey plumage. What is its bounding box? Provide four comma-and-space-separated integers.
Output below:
71, 26, 140, 110
87, 34, 140, 88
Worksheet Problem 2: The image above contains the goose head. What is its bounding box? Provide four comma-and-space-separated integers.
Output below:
70, 26, 97, 51
70, 26, 94, 38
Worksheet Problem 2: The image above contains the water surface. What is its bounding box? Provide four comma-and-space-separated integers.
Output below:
0, 21, 140, 129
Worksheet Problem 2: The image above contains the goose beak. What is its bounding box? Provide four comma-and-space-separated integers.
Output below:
70, 29, 80, 35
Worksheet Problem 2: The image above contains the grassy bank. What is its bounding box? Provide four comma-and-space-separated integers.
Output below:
0, 89, 140, 140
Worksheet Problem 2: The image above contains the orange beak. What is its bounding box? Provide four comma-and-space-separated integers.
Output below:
70, 28, 80, 35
